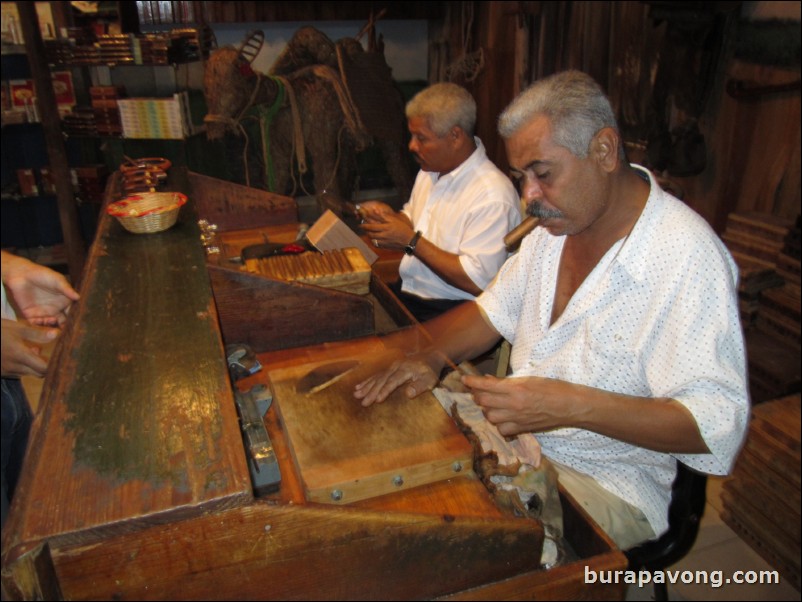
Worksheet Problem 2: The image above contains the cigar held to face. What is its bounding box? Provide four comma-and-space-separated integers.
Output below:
504, 216, 541, 252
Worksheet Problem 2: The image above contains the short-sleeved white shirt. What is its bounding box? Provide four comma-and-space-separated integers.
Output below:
399, 138, 521, 300
477, 165, 749, 536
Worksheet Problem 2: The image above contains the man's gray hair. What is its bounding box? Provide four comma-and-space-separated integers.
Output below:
498, 70, 620, 158
406, 82, 476, 137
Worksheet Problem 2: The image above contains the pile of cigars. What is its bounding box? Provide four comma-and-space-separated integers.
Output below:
243, 247, 371, 295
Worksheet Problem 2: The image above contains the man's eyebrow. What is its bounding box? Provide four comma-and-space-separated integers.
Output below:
510, 160, 550, 174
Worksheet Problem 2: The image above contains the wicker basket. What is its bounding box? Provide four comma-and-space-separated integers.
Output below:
119, 157, 172, 175
107, 192, 188, 234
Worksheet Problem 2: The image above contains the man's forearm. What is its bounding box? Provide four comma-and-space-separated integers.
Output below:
421, 301, 501, 365
569, 385, 710, 454
1, 250, 34, 282
412, 237, 482, 295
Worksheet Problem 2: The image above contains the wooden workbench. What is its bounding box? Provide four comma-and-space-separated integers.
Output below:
1, 172, 627, 600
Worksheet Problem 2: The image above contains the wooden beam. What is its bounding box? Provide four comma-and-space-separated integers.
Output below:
16, 1, 86, 284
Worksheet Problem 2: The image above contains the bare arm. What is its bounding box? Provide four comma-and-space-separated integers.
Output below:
354, 301, 501, 405
466, 373, 710, 454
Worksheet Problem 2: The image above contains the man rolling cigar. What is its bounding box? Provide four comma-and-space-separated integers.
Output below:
359, 82, 521, 322
355, 71, 749, 549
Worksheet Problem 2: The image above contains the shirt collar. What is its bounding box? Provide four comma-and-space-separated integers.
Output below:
611, 164, 670, 282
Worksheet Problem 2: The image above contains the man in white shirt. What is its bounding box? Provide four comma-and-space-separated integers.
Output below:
359, 83, 521, 322
355, 71, 749, 549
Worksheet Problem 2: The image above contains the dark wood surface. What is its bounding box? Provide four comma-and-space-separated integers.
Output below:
1, 195, 252, 565
187, 171, 298, 231
208, 264, 376, 353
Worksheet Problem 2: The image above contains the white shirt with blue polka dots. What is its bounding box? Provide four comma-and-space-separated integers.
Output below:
477, 165, 749, 536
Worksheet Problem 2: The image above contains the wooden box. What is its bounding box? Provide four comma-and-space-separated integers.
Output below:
306, 208, 379, 265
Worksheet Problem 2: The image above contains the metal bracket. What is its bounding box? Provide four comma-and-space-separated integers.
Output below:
226, 344, 262, 381
234, 383, 281, 496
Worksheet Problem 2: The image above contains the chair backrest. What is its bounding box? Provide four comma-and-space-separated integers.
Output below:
624, 462, 707, 570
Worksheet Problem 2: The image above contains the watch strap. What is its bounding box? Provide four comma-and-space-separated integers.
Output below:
405, 230, 422, 255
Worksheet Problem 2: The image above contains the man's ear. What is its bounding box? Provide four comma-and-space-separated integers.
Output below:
592, 128, 619, 172
446, 125, 465, 150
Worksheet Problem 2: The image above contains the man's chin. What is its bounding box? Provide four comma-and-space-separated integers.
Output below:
539, 218, 569, 236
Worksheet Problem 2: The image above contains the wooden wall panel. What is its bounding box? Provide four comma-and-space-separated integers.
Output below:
131, 2, 802, 233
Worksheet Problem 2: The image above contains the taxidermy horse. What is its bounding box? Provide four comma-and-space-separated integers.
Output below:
204, 28, 413, 208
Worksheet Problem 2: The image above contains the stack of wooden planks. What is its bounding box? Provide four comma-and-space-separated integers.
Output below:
722, 211, 789, 327
721, 394, 801, 591
722, 212, 800, 403
244, 248, 371, 295
756, 214, 801, 347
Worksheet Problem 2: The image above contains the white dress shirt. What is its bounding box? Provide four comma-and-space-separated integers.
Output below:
477, 165, 749, 536
399, 138, 521, 301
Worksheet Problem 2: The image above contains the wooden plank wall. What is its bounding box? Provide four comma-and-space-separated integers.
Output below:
120, 2, 802, 235
430, 1, 800, 234
710, 60, 801, 230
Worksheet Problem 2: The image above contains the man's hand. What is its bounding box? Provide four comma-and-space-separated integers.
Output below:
2, 252, 79, 326
357, 201, 396, 223
354, 355, 441, 407
354, 302, 503, 407
464, 372, 711, 454
356, 201, 414, 251
464, 374, 576, 436
1, 319, 60, 378
360, 213, 416, 251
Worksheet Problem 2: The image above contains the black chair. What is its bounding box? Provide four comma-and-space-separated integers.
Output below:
624, 462, 708, 601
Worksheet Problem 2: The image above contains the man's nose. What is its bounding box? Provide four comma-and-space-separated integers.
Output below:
408, 138, 419, 153
520, 173, 543, 203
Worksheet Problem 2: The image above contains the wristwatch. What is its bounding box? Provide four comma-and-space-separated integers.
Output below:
405, 230, 423, 256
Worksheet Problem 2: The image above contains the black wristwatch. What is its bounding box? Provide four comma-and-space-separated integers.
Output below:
405, 230, 422, 256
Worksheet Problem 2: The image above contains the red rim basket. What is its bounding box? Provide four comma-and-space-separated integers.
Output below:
107, 192, 188, 234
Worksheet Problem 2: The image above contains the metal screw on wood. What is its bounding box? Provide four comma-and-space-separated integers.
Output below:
330, 489, 343, 501
452, 462, 463, 473
392, 475, 404, 487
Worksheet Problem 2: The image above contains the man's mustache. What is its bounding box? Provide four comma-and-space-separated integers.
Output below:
526, 201, 563, 219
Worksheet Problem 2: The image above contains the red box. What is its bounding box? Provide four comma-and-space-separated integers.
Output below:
9, 79, 34, 110
51, 71, 76, 108
39, 167, 57, 195
16, 168, 38, 196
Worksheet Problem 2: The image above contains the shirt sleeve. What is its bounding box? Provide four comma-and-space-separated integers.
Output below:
644, 242, 749, 475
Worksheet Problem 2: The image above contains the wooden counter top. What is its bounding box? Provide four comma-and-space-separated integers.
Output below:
1, 172, 626, 601
2, 199, 252, 566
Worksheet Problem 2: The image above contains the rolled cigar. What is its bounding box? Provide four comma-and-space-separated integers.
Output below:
504, 216, 541, 252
